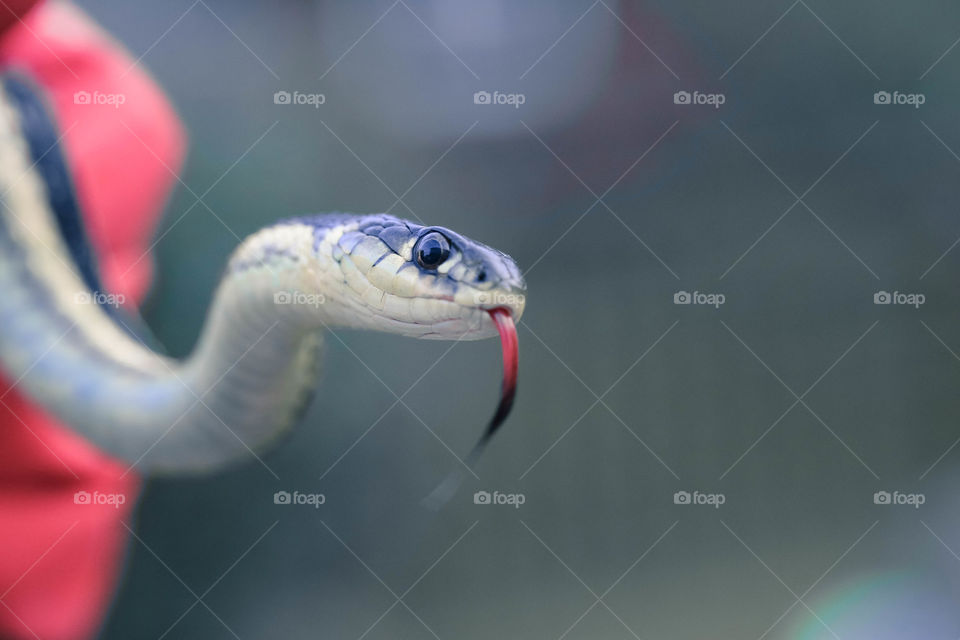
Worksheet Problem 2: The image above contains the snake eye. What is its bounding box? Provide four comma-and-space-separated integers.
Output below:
414, 232, 450, 270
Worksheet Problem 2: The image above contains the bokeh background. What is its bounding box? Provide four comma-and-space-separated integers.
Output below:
66, 1, 960, 637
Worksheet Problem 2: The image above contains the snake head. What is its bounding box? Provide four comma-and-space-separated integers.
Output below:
311, 214, 525, 339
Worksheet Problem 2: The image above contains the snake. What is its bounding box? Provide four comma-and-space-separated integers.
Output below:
0, 76, 525, 476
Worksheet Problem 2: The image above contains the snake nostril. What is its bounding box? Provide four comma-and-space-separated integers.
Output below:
476, 269, 487, 283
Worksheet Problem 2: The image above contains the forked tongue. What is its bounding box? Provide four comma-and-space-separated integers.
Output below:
422, 307, 518, 510
469, 308, 518, 459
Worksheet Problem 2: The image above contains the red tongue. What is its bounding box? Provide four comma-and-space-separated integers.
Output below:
482, 307, 518, 445
422, 308, 518, 509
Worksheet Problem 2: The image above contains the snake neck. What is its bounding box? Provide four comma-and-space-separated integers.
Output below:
0, 217, 330, 473
0, 80, 333, 474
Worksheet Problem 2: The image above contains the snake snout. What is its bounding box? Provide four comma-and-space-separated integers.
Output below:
463, 243, 525, 302
460, 273, 526, 324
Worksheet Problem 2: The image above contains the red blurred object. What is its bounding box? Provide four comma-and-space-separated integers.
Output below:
0, 2, 186, 638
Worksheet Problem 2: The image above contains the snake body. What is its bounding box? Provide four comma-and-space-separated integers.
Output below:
0, 78, 525, 474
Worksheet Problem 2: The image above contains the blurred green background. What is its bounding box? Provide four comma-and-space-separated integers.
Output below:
71, 1, 960, 638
